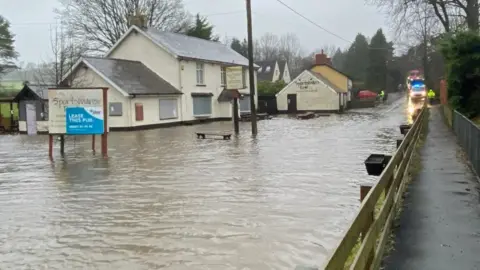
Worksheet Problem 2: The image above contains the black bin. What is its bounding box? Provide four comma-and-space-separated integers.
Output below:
365, 154, 387, 176
396, 139, 403, 148
399, 124, 412, 135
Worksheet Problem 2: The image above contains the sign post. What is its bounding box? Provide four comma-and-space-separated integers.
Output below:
48, 87, 108, 159
226, 66, 243, 134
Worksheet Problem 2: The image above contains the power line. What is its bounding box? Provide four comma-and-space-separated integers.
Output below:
274, 0, 393, 51
274, 0, 351, 43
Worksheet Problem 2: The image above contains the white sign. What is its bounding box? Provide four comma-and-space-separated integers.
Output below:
226, 66, 244, 90
48, 88, 104, 134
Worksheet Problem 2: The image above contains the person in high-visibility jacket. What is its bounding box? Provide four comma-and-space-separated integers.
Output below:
379, 90, 386, 102
427, 89, 436, 104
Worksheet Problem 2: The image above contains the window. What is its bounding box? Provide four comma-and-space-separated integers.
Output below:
221, 67, 226, 86
109, 102, 123, 116
135, 103, 144, 121
265, 66, 271, 72
196, 62, 205, 85
192, 96, 212, 116
240, 95, 251, 112
159, 99, 178, 120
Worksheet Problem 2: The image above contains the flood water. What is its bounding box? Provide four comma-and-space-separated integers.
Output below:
0, 96, 409, 269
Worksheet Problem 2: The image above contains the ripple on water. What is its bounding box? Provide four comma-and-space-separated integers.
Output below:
0, 97, 409, 269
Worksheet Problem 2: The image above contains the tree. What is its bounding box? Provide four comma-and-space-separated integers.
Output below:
34, 25, 88, 86
56, 0, 190, 52
366, 29, 391, 92
256, 33, 280, 61
441, 31, 480, 118
186, 13, 218, 41
332, 48, 347, 71
231, 38, 248, 57
257, 80, 286, 95
343, 34, 370, 82
0, 15, 18, 75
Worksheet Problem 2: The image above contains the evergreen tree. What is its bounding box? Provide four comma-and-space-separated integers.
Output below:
231, 37, 248, 57
343, 34, 370, 82
186, 14, 219, 41
366, 29, 391, 92
331, 48, 347, 71
0, 15, 18, 75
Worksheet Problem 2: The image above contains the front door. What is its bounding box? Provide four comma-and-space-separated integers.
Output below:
26, 103, 37, 135
287, 94, 297, 113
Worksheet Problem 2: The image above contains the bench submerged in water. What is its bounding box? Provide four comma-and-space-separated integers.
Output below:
196, 132, 232, 140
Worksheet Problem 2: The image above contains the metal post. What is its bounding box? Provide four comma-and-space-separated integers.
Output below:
60, 135, 65, 154
246, 0, 257, 135
101, 88, 108, 158
233, 98, 240, 134
48, 134, 53, 159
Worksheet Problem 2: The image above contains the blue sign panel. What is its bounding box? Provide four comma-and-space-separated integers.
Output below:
65, 106, 104, 135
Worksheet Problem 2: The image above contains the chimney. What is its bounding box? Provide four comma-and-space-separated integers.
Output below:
314, 49, 332, 66
128, 9, 147, 29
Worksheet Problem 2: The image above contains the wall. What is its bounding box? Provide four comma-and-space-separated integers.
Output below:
179, 60, 256, 121
276, 71, 340, 112
18, 121, 48, 133
283, 64, 291, 83
129, 95, 182, 127
311, 65, 348, 92
73, 67, 131, 128
107, 30, 180, 88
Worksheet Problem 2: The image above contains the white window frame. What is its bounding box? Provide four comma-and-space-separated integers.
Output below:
221, 66, 226, 86
159, 98, 178, 120
196, 62, 205, 85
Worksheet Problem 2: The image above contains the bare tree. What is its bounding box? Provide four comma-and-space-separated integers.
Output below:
56, 0, 191, 52
34, 24, 88, 86
256, 33, 280, 61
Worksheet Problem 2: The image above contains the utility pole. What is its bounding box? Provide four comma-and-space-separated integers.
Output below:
246, 0, 258, 135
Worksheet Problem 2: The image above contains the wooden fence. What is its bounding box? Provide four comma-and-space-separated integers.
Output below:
322, 106, 427, 270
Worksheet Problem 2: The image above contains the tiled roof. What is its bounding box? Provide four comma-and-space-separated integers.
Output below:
84, 57, 182, 95
277, 60, 287, 80
144, 28, 251, 67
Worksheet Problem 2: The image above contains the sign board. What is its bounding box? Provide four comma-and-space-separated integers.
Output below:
48, 88, 104, 134
66, 107, 104, 135
226, 66, 243, 90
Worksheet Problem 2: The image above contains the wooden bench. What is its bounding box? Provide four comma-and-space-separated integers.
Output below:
196, 132, 232, 140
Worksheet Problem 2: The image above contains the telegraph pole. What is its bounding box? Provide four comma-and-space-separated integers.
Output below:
246, 0, 258, 135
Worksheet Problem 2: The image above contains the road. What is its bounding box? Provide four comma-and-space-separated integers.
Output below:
0, 95, 410, 269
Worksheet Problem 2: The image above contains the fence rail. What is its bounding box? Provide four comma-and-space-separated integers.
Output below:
322, 107, 426, 270
452, 111, 480, 176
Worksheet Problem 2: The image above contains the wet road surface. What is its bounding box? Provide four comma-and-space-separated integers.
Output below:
0, 96, 409, 269
383, 107, 480, 270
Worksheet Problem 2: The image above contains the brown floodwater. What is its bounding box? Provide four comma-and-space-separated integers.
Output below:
0, 96, 408, 269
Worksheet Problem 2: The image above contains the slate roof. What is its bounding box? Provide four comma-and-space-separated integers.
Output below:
83, 57, 182, 95
277, 60, 287, 79
308, 70, 343, 93
29, 84, 52, 99
144, 28, 252, 67
256, 60, 276, 82
217, 89, 240, 102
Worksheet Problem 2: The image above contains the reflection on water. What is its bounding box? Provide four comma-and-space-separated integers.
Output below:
0, 97, 409, 269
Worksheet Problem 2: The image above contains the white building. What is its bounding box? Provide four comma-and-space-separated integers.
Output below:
276, 70, 347, 113
256, 60, 291, 84
63, 25, 257, 131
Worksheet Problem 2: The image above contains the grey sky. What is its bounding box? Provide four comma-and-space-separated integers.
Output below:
1, 0, 389, 65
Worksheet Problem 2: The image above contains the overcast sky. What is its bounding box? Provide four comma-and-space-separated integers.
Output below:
0, 0, 389, 65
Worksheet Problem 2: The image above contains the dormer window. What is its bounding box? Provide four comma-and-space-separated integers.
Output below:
265, 66, 271, 72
